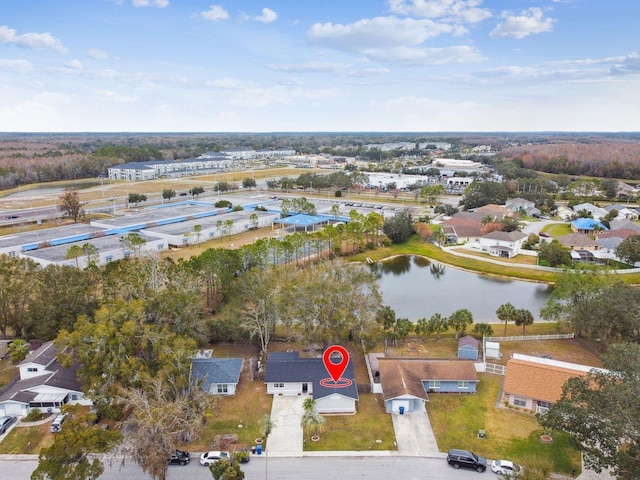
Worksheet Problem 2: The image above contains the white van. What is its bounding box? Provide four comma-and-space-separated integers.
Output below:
50, 413, 66, 433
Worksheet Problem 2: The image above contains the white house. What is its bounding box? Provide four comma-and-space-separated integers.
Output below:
264, 351, 358, 414
0, 342, 92, 417
467, 231, 527, 258
191, 358, 243, 396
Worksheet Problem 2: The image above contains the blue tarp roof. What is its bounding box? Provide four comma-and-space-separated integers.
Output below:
571, 217, 608, 231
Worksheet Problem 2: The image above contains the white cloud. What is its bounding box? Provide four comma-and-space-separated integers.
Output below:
64, 59, 83, 69
266, 61, 351, 74
490, 8, 555, 39
387, 0, 491, 23
366, 44, 484, 65
308, 17, 483, 65
0, 25, 67, 53
309, 16, 455, 51
200, 5, 230, 21
131, 0, 169, 7
253, 8, 278, 24
86, 48, 112, 60
0, 59, 33, 73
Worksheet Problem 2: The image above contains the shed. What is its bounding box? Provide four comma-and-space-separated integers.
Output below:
485, 341, 501, 359
457, 335, 479, 360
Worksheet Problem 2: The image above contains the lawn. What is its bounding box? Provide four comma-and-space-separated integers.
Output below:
428, 373, 581, 476
303, 393, 396, 452
0, 423, 53, 454
182, 342, 272, 453
542, 223, 572, 237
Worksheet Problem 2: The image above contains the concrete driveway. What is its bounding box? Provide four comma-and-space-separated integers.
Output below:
266, 395, 305, 457
391, 411, 443, 457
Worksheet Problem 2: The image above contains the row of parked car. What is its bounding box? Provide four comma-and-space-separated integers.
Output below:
447, 449, 523, 476
169, 450, 251, 467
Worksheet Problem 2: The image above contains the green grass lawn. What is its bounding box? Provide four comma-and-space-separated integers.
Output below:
428, 374, 581, 476
0, 423, 53, 454
303, 393, 396, 451
542, 223, 572, 236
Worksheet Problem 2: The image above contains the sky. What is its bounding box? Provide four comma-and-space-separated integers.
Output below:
1, 0, 639, 132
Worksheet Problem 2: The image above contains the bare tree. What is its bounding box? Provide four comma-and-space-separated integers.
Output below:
58, 190, 84, 223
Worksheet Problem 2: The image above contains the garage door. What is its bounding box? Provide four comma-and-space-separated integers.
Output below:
392, 400, 410, 413
4, 403, 24, 416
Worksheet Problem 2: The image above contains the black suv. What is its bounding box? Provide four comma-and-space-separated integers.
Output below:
447, 449, 487, 472
168, 450, 190, 466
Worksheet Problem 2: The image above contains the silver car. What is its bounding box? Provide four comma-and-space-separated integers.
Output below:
0, 416, 17, 434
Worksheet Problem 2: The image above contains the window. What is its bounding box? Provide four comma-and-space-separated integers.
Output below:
216, 384, 228, 394
105, 255, 113, 263
428, 381, 440, 389
457, 380, 469, 389
513, 395, 527, 407
273, 383, 285, 389
157, 244, 164, 250
27, 367, 38, 373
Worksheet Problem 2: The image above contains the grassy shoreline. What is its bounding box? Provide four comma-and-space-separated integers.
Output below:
350, 235, 640, 285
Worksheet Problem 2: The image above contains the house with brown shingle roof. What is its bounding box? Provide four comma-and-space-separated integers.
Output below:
473, 204, 512, 221
440, 216, 483, 244
377, 358, 479, 414
502, 353, 606, 414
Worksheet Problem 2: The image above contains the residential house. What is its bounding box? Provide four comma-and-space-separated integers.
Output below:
191, 358, 243, 396
557, 232, 607, 262
505, 198, 540, 217
604, 204, 638, 220
609, 219, 640, 232
473, 204, 512, 221
457, 336, 480, 360
0, 341, 91, 417
264, 351, 358, 414
440, 216, 483, 244
377, 358, 479, 414
467, 230, 527, 258
570, 217, 608, 234
502, 353, 605, 414
571, 203, 608, 220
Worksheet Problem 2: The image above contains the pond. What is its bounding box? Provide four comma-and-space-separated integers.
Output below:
371, 255, 553, 323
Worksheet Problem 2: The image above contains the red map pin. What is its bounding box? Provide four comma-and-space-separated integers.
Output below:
323, 345, 350, 383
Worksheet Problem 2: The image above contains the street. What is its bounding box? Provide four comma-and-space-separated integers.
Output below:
2, 455, 503, 480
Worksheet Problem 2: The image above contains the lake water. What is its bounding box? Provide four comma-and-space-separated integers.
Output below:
372, 255, 552, 323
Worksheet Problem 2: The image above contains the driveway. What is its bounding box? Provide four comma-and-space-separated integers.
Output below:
266, 395, 305, 457
391, 411, 443, 457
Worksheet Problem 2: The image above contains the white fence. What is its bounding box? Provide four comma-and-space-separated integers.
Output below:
483, 363, 506, 375
485, 333, 574, 342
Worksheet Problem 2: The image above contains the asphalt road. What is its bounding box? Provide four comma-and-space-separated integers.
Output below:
2, 455, 503, 480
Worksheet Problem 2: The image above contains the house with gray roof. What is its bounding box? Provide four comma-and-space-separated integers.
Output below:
191, 358, 243, 396
0, 341, 91, 418
264, 351, 358, 414
467, 230, 527, 258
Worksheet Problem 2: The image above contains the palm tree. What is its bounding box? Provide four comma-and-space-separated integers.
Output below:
301, 409, 326, 440
302, 397, 317, 413
515, 308, 534, 335
448, 309, 473, 339
496, 303, 518, 336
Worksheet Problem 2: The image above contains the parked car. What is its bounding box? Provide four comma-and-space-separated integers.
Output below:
538, 232, 550, 237
0, 415, 17, 434
168, 450, 190, 466
491, 459, 523, 476
199, 451, 230, 466
50, 413, 67, 433
446, 448, 487, 472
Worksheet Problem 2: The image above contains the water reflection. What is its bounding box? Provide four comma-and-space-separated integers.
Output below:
372, 255, 552, 322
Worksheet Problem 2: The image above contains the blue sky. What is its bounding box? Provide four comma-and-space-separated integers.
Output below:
1, 0, 639, 132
